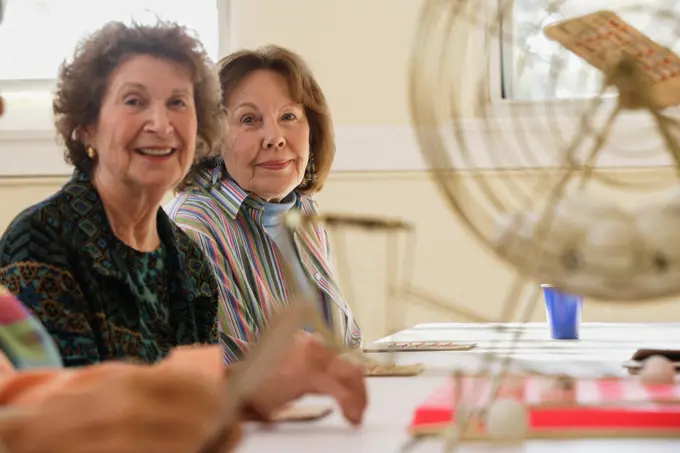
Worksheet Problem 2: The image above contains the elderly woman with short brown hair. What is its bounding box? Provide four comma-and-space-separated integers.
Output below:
166, 45, 363, 363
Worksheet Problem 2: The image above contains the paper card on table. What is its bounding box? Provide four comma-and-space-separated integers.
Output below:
364, 363, 425, 377
362, 341, 477, 353
271, 404, 334, 422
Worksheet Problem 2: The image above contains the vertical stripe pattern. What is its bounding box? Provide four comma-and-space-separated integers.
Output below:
165, 167, 362, 363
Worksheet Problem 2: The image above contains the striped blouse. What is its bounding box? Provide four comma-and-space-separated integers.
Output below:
165, 166, 362, 363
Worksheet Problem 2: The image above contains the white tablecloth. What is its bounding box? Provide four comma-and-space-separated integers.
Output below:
238, 322, 680, 452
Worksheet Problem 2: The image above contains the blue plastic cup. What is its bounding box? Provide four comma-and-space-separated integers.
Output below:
541, 284, 583, 340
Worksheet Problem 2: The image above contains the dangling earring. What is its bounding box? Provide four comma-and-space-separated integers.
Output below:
304, 152, 317, 187
86, 146, 97, 159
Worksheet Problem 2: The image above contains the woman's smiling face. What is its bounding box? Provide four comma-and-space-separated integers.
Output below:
221, 69, 310, 202
84, 54, 198, 194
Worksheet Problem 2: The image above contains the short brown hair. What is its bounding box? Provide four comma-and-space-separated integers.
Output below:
177, 45, 335, 194
53, 20, 224, 174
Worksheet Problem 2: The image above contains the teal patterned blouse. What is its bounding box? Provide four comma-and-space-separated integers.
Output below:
0, 171, 219, 367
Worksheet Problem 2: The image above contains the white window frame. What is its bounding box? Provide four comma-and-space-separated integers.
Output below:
0, 0, 232, 177
479, 0, 674, 170
343, 0, 676, 174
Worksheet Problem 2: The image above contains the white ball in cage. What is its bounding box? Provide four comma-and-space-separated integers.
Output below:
493, 192, 652, 298
485, 398, 529, 441
493, 211, 534, 249
284, 209, 303, 229
633, 192, 680, 297
494, 194, 618, 272
493, 210, 535, 262
636, 196, 680, 262
582, 210, 637, 273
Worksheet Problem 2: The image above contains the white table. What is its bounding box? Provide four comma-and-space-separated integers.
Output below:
239, 323, 680, 452
371, 322, 680, 377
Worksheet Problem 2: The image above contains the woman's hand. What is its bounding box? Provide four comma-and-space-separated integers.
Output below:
1, 363, 240, 453
245, 332, 368, 425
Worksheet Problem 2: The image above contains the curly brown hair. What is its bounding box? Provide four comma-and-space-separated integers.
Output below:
53, 20, 224, 174
177, 45, 335, 195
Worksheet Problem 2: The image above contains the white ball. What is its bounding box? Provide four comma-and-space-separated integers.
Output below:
636, 201, 680, 259
640, 355, 676, 386
485, 398, 529, 441
493, 212, 535, 256
284, 210, 303, 228
582, 215, 637, 272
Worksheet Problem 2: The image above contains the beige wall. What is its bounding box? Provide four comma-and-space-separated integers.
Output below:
229, 0, 423, 127
2, 0, 680, 344
3, 169, 680, 344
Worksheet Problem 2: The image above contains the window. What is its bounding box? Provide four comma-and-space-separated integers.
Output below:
476, 1, 677, 171
0, 0, 220, 81
500, 0, 680, 101
0, 1, 229, 176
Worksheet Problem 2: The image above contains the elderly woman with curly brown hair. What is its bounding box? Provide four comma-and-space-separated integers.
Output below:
166, 45, 363, 364
0, 21, 222, 368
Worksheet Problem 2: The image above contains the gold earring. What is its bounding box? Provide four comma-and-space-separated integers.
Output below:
86, 146, 97, 159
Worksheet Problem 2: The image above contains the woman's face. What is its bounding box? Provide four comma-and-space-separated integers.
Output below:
84, 54, 197, 195
222, 69, 310, 202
